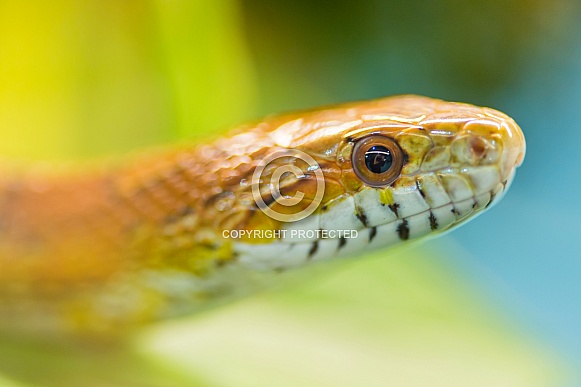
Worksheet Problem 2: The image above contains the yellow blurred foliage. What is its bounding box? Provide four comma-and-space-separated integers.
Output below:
0, 0, 256, 160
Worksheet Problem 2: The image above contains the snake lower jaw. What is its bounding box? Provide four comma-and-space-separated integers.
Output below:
232, 165, 511, 272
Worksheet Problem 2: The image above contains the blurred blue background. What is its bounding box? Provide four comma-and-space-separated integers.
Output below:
452, 18, 581, 368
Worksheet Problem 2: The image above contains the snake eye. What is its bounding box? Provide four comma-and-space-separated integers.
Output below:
352, 135, 403, 187
365, 145, 392, 173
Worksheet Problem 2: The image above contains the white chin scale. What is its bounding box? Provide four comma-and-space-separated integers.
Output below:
233, 165, 512, 271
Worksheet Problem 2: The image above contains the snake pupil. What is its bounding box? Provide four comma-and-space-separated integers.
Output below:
365, 145, 392, 174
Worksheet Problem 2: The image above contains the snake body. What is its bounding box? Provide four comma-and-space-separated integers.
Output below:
0, 95, 525, 335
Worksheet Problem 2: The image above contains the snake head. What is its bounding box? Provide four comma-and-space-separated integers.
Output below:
222, 96, 526, 270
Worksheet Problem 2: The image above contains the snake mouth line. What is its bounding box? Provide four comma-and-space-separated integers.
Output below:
233, 177, 510, 271
315, 179, 507, 244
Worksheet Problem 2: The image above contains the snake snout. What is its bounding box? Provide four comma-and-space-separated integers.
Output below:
459, 115, 526, 179
515, 150, 525, 168
499, 118, 526, 176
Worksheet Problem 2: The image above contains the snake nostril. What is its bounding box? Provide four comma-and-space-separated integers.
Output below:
470, 137, 488, 160
451, 134, 499, 166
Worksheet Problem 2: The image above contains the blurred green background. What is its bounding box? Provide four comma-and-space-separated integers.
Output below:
0, 1, 580, 386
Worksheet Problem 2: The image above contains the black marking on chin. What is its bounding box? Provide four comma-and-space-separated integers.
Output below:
355, 209, 368, 226
486, 192, 496, 209
397, 219, 410, 240
416, 180, 426, 199
308, 241, 319, 258
429, 212, 438, 230
338, 236, 347, 249
451, 207, 458, 216
369, 226, 377, 242
388, 202, 400, 218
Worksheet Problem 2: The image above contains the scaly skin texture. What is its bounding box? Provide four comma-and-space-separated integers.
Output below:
0, 95, 525, 335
